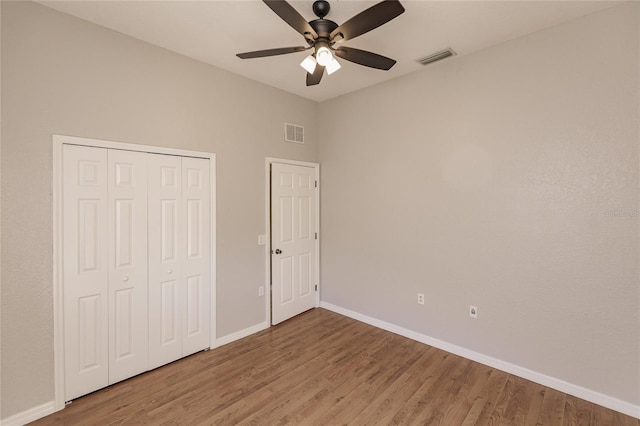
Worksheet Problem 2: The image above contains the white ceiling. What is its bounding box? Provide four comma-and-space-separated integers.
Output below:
38, 0, 621, 102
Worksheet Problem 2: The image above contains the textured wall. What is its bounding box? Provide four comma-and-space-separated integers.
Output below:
319, 3, 639, 406
1, 1, 318, 418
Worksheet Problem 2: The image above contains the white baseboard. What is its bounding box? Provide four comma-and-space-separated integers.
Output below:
214, 320, 269, 347
1, 400, 59, 426
320, 301, 640, 420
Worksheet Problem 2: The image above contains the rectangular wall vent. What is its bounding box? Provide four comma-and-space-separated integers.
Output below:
284, 123, 304, 144
416, 48, 456, 66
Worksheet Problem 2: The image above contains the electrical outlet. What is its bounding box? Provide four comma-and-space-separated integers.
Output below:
469, 305, 478, 318
258, 286, 265, 297
417, 293, 425, 305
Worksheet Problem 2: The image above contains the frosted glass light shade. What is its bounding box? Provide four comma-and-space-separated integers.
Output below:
326, 57, 341, 75
300, 55, 317, 74
316, 46, 333, 66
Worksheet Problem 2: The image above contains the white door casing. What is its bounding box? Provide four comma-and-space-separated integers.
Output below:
63, 144, 109, 400
271, 163, 318, 325
107, 149, 149, 384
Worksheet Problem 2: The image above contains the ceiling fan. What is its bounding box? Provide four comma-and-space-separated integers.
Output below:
236, 0, 405, 86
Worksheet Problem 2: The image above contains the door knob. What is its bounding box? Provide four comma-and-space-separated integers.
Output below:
122, 276, 129, 282
167, 269, 173, 274
275, 249, 282, 254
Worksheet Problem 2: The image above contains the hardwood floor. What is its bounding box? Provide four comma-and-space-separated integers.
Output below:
33, 308, 639, 425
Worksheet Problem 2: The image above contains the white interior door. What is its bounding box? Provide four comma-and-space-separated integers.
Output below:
107, 149, 148, 383
271, 163, 317, 325
63, 144, 109, 400
148, 153, 183, 369
181, 157, 211, 356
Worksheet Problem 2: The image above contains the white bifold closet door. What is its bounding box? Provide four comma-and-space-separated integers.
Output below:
63, 145, 148, 400
63, 145, 109, 400
107, 149, 149, 384
63, 145, 210, 401
148, 154, 210, 369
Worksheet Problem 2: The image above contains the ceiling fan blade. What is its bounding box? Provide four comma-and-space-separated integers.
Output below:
334, 46, 396, 70
330, 0, 405, 42
263, 0, 318, 39
237, 46, 309, 59
306, 65, 325, 86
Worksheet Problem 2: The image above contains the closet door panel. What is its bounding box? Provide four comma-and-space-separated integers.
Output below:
63, 144, 109, 401
108, 149, 149, 383
148, 154, 183, 369
181, 157, 211, 356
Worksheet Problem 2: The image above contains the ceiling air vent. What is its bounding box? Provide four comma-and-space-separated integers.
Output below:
284, 123, 304, 144
417, 48, 456, 66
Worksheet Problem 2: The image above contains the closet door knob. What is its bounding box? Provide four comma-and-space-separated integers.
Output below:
275, 249, 282, 254
122, 276, 129, 282
167, 269, 173, 274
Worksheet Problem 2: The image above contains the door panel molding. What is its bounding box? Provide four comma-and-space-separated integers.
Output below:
53, 135, 216, 411
264, 158, 319, 326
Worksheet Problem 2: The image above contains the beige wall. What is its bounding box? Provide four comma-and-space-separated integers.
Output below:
319, 3, 639, 406
0, 1, 319, 418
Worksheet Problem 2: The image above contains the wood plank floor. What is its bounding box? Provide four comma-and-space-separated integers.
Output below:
33, 308, 639, 425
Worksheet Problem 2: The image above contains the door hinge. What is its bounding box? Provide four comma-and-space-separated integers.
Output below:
315, 232, 318, 240
315, 180, 318, 188
315, 284, 318, 291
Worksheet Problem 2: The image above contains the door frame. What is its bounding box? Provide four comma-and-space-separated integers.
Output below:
52, 134, 217, 410
264, 158, 320, 325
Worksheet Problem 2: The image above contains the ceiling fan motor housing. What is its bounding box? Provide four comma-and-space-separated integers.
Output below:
309, 19, 339, 43
309, 0, 339, 45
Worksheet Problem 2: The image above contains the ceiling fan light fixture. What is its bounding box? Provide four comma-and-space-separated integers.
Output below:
237, 0, 405, 86
315, 45, 333, 67
300, 54, 317, 74
325, 57, 341, 75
